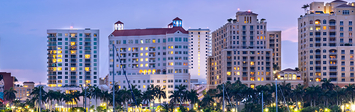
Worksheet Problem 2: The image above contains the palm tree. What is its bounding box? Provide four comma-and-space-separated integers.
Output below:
154, 85, 166, 104
345, 84, 355, 104
4, 87, 17, 107
302, 4, 310, 13
46, 90, 57, 111
174, 84, 188, 106
142, 86, 154, 110
92, 86, 102, 108
99, 90, 111, 110
30, 86, 47, 111
292, 84, 304, 109
186, 89, 199, 108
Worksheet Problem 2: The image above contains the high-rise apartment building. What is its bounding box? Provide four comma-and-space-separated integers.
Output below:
298, 0, 355, 87
108, 18, 190, 103
188, 29, 211, 83
207, 11, 281, 89
47, 28, 99, 87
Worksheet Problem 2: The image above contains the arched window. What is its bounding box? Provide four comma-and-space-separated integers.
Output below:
310, 50, 313, 53
323, 20, 327, 24
323, 49, 326, 53
310, 20, 313, 24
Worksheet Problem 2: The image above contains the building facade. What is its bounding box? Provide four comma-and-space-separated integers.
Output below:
277, 68, 303, 89
298, 0, 355, 87
14, 82, 35, 101
188, 29, 211, 83
108, 18, 190, 103
47, 28, 99, 87
208, 11, 282, 89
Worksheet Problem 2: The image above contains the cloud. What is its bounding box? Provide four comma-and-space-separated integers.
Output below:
281, 26, 298, 42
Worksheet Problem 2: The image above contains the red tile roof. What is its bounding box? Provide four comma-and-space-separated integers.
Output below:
111, 27, 188, 36
173, 17, 182, 21
115, 21, 124, 24
168, 22, 173, 25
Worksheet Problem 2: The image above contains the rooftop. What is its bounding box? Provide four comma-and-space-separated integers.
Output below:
236, 11, 258, 15
111, 27, 188, 36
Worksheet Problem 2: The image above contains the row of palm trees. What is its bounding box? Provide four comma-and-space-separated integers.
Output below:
3, 84, 198, 112
6, 79, 355, 112
200, 79, 355, 111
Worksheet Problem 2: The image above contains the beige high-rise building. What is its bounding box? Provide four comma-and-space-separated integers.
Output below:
299, 0, 355, 87
207, 11, 282, 89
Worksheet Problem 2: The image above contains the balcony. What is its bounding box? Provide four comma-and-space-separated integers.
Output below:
329, 69, 337, 72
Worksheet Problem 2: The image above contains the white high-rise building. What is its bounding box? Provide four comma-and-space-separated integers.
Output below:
47, 28, 100, 87
188, 29, 211, 83
108, 18, 190, 103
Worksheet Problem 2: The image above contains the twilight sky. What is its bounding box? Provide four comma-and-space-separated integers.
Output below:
0, 0, 327, 84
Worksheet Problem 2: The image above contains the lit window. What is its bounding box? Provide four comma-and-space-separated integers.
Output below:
143, 85, 146, 88
145, 58, 148, 61
128, 47, 131, 51
323, 26, 327, 30
140, 64, 143, 67
57, 55, 62, 58
152, 39, 156, 43
53, 67, 57, 71
310, 27, 313, 30
70, 50, 76, 54
57, 50, 62, 54
85, 54, 90, 59
52, 59, 57, 63
58, 59, 62, 62
257, 77, 260, 81
250, 84, 255, 89
140, 53, 143, 56
260, 36, 263, 39
152, 69, 156, 74
237, 72, 240, 75
140, 58, 143, 61
71, 67, 76, 71
145, 64, 148, 67
58, 67, 62, 71
85, 67, 90, 71
70, 42, 76, 46
227, 72, 231, 76
250, 62, 254, 66
145, 53, 148, 56
145, 47, 148, 50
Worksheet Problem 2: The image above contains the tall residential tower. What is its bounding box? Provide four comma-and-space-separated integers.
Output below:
208, 11, 281, 89
298, 0, 355, 87
188, 29, 211, 83
47, 28, 99, 87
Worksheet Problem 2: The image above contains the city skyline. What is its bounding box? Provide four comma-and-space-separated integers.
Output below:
0, 0, 307, 84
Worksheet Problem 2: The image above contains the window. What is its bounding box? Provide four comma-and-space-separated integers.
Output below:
343, 10, 350, 15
